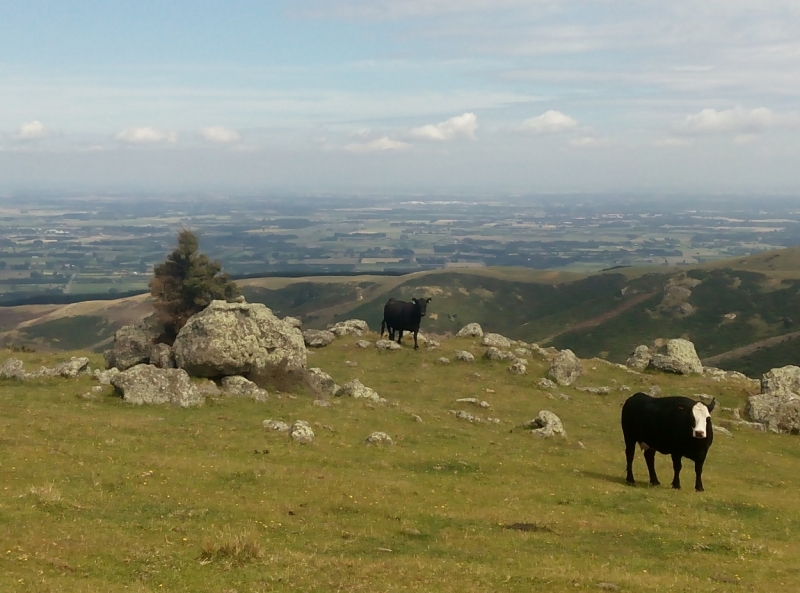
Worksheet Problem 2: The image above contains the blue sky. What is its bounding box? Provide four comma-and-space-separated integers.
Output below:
1, 0, 799, 194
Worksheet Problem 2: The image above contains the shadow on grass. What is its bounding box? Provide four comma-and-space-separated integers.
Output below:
579, 470, 630, 486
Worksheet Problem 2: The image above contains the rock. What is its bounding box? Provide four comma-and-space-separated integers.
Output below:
484, 347, 516, 362
336, 379, 384, 403
364, 432, 393, 445
761, 365, 800, 395
426, 339, 441, 349
110, 365, 204, 407
93, 367, 120, 385
375, 339, 402, 351
221, 375, 269, 401
481, 333, 512, 348
455, 351, 475, 363
646, 384, 662, 397
525, 410, 566, 439
283, 316, 302, 329
173, 300, 306, 387
677, 302, 694, 315
456, 323, 484, 338
508, 360, 527, 375
313, 399, 331, 407
329, 319, 369, 337
715, 426, 733, 437
515, 348, 531, 357
304, 367, 339, 397
263, 419, 290, 432
745, 392, 800, 434
53, 357, 91, 378
303, 329, 336, 348
618, 384, 631, 392
626, 345, 652, 371
456, 397, 490, 408
576, 386, 611, 395
289, 420, 315, 443
149, 344, 174, 369
0, 358, 26, 379
537, 377, 558, 390
345, 360, 358, 367
548, 349, 583, 386
450, 410, 481, 423
355, 340, 371, 349
437, 357, 451, 364
196, 379, 221, 397
649, 339, 702, 375
104, 317, 163, 371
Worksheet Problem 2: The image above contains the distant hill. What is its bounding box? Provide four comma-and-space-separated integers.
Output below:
3, 246, 800, 376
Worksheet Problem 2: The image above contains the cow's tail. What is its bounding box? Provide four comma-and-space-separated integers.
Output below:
380, 318, 386, 338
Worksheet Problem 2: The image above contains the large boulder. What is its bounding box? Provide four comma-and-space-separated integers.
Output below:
303, 329, 335, 348
104, 317, 163, 371
0, 358, 27, 380
761, 366, 800, 395
456, 323, 484, 338
481, 333, 512, 348
149, 344, 175, 369
626, 345, 652, 371
650, 339, 702, 375
173, 300, 306, 387
548, 349, 583, 386
745, 393, 800, 434
329, 320, 369, 337
110, 365, 203, 407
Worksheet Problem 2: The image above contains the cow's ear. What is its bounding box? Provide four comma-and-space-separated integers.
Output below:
426, 297, 432, 303
411, 298, 417, 304
707, 398, 716, 413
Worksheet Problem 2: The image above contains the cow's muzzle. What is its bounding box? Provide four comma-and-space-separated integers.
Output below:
694, 430, 706, 439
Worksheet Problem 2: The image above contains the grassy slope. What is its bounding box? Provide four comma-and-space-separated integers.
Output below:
1, 343, 799, 592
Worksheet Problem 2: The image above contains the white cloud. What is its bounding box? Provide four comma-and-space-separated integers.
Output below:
520, 110, 578, 135
116, 127, 178, 144
14, 120, 49, 140
409, 112, 477, 141
653, 137, 692, 148
200, 126, 241, 143
344, 137, 411, 152
680, 107, 796, 135
570, 136, 611, 148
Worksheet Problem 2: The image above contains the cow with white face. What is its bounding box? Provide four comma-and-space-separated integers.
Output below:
621, 392, 716, 492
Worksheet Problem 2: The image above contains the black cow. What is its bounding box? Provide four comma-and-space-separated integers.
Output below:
621, 392, 716, 492
380, 297, 431, 350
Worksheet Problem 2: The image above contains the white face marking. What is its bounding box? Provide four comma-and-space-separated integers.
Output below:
692, 402, 711, 438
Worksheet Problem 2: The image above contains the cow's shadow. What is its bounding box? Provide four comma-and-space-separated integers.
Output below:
579, 470, 629, 486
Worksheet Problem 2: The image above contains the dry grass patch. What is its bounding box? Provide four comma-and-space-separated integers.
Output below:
200, 528, 264, 567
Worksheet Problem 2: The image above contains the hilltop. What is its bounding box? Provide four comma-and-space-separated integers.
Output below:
3, 246, 800, 377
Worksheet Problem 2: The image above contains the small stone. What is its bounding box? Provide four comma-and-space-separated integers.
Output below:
364, 431, 393, 445
355, 340, 371, 349
455, 351, 475, 363
263, 420, 290, 432
437, 357, 451, 364
375, 339, 402, 351
289, 420, 315, 443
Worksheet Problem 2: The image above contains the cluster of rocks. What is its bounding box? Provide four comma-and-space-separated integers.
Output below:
0, 356, 91, 380
262, 418, 393, 446
625, 339, 703, 375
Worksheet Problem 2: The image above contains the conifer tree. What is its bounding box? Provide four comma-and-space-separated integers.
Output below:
149, 230, 239, 340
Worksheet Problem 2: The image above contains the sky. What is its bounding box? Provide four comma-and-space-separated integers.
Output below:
1, 0, 799, 195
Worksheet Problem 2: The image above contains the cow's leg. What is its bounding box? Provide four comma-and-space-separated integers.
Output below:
671, 454, 682, 489
644, 448, 660, 486
694, 456, 706, 492
413, 329, 419, 350
624, 435, 637, 485
396, 330, 403, 345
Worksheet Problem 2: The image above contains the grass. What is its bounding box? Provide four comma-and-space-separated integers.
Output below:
1, 339, 799, 592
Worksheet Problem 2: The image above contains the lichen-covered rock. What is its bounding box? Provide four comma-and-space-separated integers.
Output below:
196, 379, 221, 397
375, 339, 402, 350
304, 367, 338, 397
745, 392, 800, 434
456, 323, 483, 338
329, 319, 369, 337
355, 340, 371, 349
365, 432, 393, 445
456, 397, 490, 408
650, 339, 702, 375
263, 419, 290, 432
94, 367, 121, 385
173, 300, 306, 385
761, 365, 800, 395
508, 361, 527, 375
303, 329, 336, 348
525, 410, 566, 439
289, 420, 315, 443
450, 410, 481, 423
149, 344, 174, 369
537, 377, 557, 390
481, 333, 512, 348
437, 357, 451, 364
515, 348, 531, 357
25, 357, 91, 379
283, 316, 302, 329
221, 375, 269, 401
626, 345, 652, 371
484, 347, 516, 362
110, 364, 203, 407
336, 379, 383, 403
104, 317, 162, 371
576, 386, 611, 395
455, 351, 475, 363
548, 349, 583, 386
0, 358, 26, 380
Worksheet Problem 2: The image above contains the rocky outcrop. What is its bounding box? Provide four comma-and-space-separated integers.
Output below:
329, 320, 369, 337
304, 367, 339, 397
104, 317, 162, 371
524, 410, 566, 439
548, 349, 583, 386
761, 366, 800, 395
649, 339, 702, 375
110, 365, 203, 407
283, 316, 302, 329
626, 345, 652, 371
173, 300, 306, 387
456, 323, 483, 338
481, 333, 512, 348
2, 357, 90, 380
221, 376, 269, 401
0, 358, 26, 380
303, 329, 335, 348
149, 343, 174, 369
744, 365, 800, 434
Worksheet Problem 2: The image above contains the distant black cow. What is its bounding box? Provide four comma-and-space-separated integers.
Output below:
380, 297, 431, 350
621, 392, 716, 492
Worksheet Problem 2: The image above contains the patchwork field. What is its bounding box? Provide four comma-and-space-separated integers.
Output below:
1, 339, 798, 592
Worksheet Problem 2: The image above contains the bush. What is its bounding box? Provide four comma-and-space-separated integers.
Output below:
149, 230, 239, 340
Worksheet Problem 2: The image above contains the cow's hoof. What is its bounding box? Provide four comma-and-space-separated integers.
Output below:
650, 480, 660, 487
626, 479, 635, 486
672, 484, 681, 490
695, 487, 704, 492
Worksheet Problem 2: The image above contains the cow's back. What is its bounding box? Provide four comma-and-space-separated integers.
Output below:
622, 393, 697, 455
